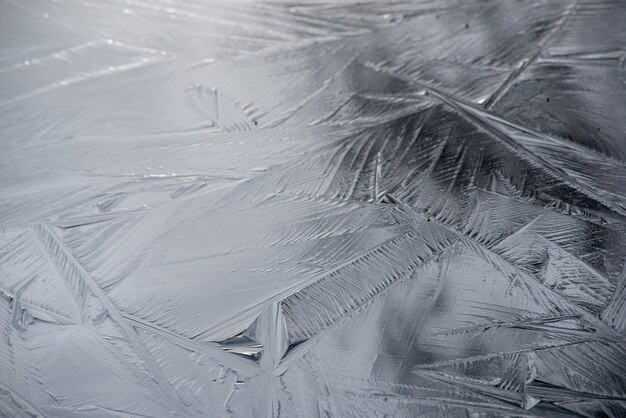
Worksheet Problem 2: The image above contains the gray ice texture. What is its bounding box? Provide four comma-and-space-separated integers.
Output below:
0, 0, 625, 417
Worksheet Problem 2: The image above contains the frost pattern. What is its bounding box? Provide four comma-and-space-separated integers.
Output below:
1, 0, 625, 417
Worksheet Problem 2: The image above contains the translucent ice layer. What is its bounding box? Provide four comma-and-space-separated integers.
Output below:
1, 0, 625, 417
